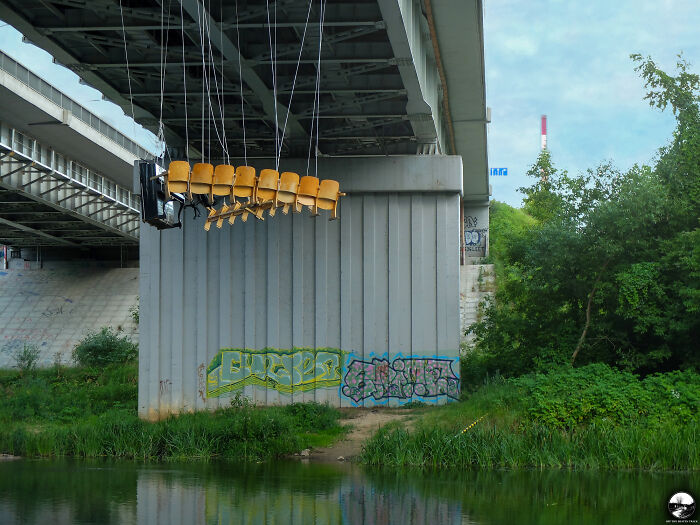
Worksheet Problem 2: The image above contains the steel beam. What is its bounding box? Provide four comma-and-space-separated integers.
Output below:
377, 0, 444, 150
0, 217, 79, 246
178, 0, 307, 142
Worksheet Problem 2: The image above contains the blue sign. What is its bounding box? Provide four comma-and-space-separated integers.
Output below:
490, 168, 508, 176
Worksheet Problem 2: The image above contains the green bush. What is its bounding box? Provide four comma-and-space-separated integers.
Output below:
281, 402, 340, 431
508, 364, 700, 430
11, 344, 41, 373
72, 327, 137, 367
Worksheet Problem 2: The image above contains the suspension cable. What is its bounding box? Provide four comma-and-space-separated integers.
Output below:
118, 0, 137, 140
266, 0, 279, 167
314, 0, 326, 178
278, 0, 314, 170
234, 0, 247, 165
179, 0, 190, 163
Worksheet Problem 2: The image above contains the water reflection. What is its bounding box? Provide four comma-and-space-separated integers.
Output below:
0, 459, 697, 525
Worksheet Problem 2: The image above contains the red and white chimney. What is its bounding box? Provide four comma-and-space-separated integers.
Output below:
541, 115, 547, 150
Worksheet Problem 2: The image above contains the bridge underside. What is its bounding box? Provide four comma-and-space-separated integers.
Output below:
0, 0, 488, 198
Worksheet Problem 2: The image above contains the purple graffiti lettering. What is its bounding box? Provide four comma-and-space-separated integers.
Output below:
341, 357, 459, 403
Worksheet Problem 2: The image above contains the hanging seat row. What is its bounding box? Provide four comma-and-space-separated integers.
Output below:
165, 161, 345, 230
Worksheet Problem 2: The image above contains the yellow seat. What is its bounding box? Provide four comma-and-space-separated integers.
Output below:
212, 164, 235, 196
297, 176, 319, 215
189, 162, 214, 199
276, 172, 300, 214
232, 166, 257, 223
256, 169, 279, 203
317, 179, 345, 220
233, 166, 256, 200
253, 169, 280, 218
166, 161, 190, 196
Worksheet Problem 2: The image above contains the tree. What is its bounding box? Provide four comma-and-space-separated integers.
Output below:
519, 149, 564, 223
468, 56, 699, 377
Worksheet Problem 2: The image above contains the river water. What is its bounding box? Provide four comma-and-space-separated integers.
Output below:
0, 459, 696, 524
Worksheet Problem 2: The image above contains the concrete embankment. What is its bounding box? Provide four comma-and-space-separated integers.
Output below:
0, 267, 138, 367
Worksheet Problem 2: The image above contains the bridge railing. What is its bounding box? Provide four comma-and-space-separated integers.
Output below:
0, 50, 153, 161
1, 122, 141, 242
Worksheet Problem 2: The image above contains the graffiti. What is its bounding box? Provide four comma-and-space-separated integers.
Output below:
197, 363, 206, 402
206, 348, 343, 398
41, 305, 74, 317
464, 215, 478, 228
159, 379, 172, 394
341, 356, 459, 403
464, 230, 482, 246
465, 228, 488, 256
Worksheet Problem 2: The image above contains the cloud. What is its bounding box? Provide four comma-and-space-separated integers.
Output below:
483, 0, 700, 207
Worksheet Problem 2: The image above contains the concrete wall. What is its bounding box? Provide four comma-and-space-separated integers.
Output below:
462, 201, 489, 259
459, 264, 495, 348
138, 156, 463, 418
0, 267, 139, 367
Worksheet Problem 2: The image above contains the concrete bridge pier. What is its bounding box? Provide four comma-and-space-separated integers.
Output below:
137, 155, 463, 418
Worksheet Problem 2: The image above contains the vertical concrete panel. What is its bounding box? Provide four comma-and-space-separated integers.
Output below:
291, 210, 304, 405
410, 194, 424, 366
158, 229, 175, 414
266, 217, 281, 407
301, 215, 316, 404
139, 224, 159, 419
258, 220, 271, 405
183, 219, 203, 412
397, 194, 413, 356
339, 198, 354, 408
374, 194, 390, 359
314, 216, 329, 405
242, 221, 256, 404
169, 226, 185, 411
361, 195, 374, 407
387, 193, 400, 407
278, 212, 294, 348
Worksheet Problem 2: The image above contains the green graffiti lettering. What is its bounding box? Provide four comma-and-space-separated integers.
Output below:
206, 348, 345, 398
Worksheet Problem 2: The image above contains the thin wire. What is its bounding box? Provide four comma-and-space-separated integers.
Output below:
307, 0, 325, 176
234, 0, 246, 165
118, 0, 137, 137
219, 0, 229, 163
196, 0, 206, 162
203, 5, 227, 161
158, 0, 173, 160
278, 0, 313, 168
314, 0, 326, 178
266, 0, 279, 168
179, 0, 190, 163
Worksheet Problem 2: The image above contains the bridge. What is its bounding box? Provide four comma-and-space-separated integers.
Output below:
0, 49, 149, 251
0, 0, 489, 415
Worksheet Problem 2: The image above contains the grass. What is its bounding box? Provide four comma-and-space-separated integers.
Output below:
0, 364, 346, 461
361, 366, 700, 470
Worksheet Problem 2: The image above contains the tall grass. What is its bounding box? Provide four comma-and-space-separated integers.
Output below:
0, 404, 345, 461
0, 364, 344, 461
361, 420, 699, 470
362, 364, 700, 470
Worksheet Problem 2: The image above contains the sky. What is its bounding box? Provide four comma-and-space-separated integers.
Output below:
1, 2, 700, 206
483, 0, 700, 206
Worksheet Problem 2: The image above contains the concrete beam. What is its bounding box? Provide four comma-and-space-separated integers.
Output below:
377, 0, 443, 150
225, 155, 463, 195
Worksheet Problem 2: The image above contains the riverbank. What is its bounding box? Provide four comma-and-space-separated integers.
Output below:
1, 362, 697, 469
0, 364, 346, 461
361, 364, 700, 470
